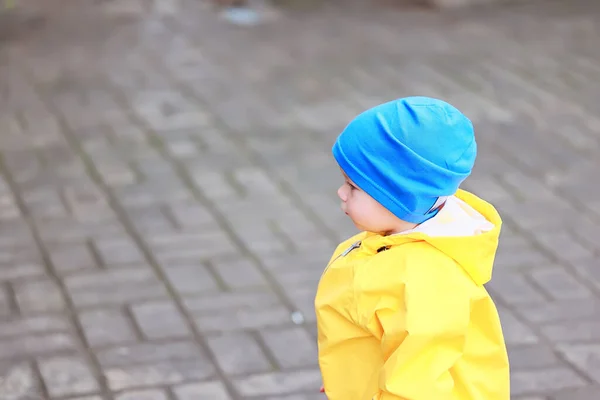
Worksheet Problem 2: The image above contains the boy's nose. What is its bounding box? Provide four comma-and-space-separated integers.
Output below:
337, 185, 347, 201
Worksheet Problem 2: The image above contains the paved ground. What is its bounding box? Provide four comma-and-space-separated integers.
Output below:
0, 0, 600, 399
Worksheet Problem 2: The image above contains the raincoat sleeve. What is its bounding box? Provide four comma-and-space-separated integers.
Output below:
362, 249, 471, 400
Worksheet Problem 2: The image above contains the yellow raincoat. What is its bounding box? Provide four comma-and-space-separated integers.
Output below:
315, 190, 509, 400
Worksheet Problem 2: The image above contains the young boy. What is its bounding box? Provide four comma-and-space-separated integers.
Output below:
315, 97, 510, 399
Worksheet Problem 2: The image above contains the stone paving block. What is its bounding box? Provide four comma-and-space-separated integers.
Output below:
285, 285, 318, 324
130, 301, 191, 339
183, 289, 283, 312
534, 232, 596, 265
206, 332, 273, 376
0, 221, 35, 248
97, 341, 216, 390
22, 187, 68, 218
210, 257, 269, 289
0, 284, 12, 317
164, 137, 201, 159
48, 243, 98, 273
259, 327, 318, 369
117, 182, 194, 210
145, 231, 239, 263
114, 389, 169, 400
95, 341, 202, 367
556, 344, 600, 384
167, 202, 217, 228
64, 266, 169, 307
192, 171, 242, 202
160, 262, 221, 295
262, 396, 325, 400
507, 344, 561, 370
131, 91, 210, 132
184, 290, 292, 333
93, 237, 146, 266
511, 368, 587, 396
233, 369, 322, 397
13, 278, 67, 313
569, 257, 600, 292
498, 198, 582, 232
527, 267, 593, 300
0, 315, 70, 337
227, 222, 291, 257
38, 356, 99, 397
0, 333, 77, 360
194, 304, 292, 333
517, 298, 600, 324
487, 270, 548, 305
496, 306, 539, 345
35, 218, 127, 242
550, 385, 600, 400
492, 242, 556, 271
173, 381, 232, 400
0, 362, 41, 400
541, 320, 600, 342
119, 206, 175, 233
104, 360, 215, 391
78, 309, 138, 347
232, 167, 282, 196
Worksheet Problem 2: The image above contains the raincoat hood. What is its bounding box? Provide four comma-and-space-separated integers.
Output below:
359, 189, 500, 286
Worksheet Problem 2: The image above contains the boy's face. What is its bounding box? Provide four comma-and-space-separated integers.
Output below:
337, 170, 415, 235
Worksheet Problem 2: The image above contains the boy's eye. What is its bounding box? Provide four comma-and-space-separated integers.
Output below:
347, 182, 357, 190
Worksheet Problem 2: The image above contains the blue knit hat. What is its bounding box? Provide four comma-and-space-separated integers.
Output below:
333, 96, 476, 224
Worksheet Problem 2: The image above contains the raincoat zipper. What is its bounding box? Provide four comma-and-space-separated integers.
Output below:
321, 240, 361, 278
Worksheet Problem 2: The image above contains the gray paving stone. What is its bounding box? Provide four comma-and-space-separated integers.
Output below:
65, 267, 169, 307
0, 333, 77, 360
0, 285, 12, 317
48, 243, 98, 274
129, 301, 191, 339
488, 270, 548, 305
78, 309, 138, 347
210, 258, 269, 290
93, 237, 146, 266
13, 278, 67, 313
95, 341, 202, 367
103, 360, 215, 391
259, 327, 318, 369
194, 305, 292, 333
160, 262, 221, 295
114, 389, 169, 400
173, 381, 232, 400
0, 315, 70, 337
0, 362, 41, 400
507, 344, 561, 370
550, 385, 600, 400
511, 368, 587, 396
497, 306, 540, 345
570, 257, 600, 292
145, 231, 239, 263
0, 261, 45, 282
233, 369, 322, 397
541, 321, 600, 343
557, 344, 600, 384
206, 332, 273, 376
528, 267, 594, 300
38, 356, 99, 397
517, 299, 600, 324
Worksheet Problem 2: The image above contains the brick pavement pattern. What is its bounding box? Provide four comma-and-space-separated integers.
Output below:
1, 0, 600, 399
